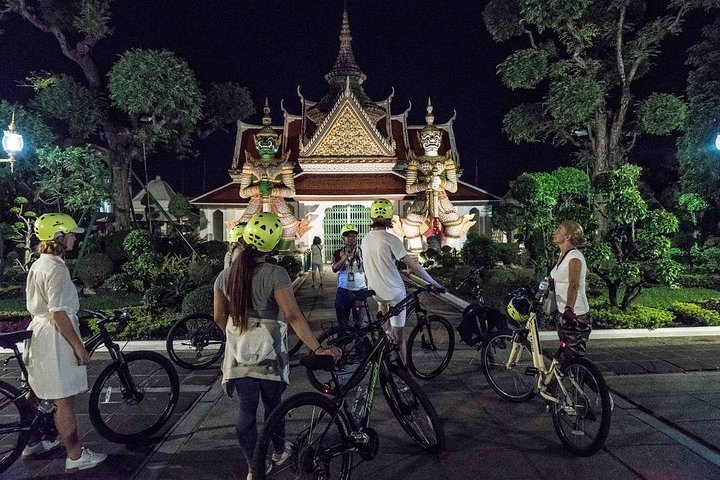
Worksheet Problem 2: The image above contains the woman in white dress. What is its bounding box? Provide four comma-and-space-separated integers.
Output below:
25, 213, 106, 473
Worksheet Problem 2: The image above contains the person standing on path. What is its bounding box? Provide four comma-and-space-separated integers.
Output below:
25, 213, 107, 473
213, 212, 341, 480
310, 236, 324, 288
550, 220, 591, 357
331, 224, 367, 331
361, 199, 444, 365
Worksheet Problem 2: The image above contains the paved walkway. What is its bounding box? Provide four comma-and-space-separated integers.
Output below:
8, 270, 720, 479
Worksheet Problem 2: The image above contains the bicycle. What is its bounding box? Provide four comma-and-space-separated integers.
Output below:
252, 296, 445, 480
307, 284, 454, 391
0, 310, 180, 474
454, 267, 506, 354
166, 312, 306, 370
480, 283, 612, 456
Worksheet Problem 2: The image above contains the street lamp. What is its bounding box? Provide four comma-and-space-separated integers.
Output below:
1, 113, 24, 173
715, 133, 720, 151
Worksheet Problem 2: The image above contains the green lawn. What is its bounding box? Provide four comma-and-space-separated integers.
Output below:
0, 292, 143, 315
592, 286, 720, 310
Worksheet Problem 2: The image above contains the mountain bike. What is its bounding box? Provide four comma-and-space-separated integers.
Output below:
0, 310, 180, 472
166, 312, 306, 370
454, 267, 507, 356
480, 284, 611, 456
307, 284, 453, 392
252, 297, 445, 480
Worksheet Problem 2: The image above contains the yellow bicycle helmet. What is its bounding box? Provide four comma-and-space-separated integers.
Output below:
34, 213, 85, 241
228, 222, 247, 243
242, 212, 282, 253
507, 296, 532, 322
341, 224, 359, 236
370, 199, 393, 219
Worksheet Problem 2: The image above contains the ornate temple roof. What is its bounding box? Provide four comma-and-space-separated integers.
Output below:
305, 3, 386, 125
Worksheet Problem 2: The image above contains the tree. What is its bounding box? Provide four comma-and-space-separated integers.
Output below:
677, 17, 720, 230
493, 166, 592, 272
586, 164, 680, 309
677, 192, 708, 248
483, 0, 716, 233
3, 1, 255, 229
36, 145, 111, 214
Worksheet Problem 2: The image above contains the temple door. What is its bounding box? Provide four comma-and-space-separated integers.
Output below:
322, 205, 371, 262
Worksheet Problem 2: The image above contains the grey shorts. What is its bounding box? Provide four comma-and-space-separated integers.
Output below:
311, 263, 323, 272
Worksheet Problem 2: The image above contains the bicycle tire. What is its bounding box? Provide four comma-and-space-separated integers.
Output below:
0, 380, 32, 474
89, 351, 180, 444
166, 313, 225, 370
406, 314, 455, 379
481, 331, 536, 402
253, 391, 352, 480
306, 327, 369, 393
380, 365, 445, 453
550, 356, 612, 456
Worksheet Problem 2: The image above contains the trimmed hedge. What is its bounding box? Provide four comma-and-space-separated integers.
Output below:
670, 302, 720, 326
676, 273, 720, 290
592, 305, 674, 329
181, 284, 214, 317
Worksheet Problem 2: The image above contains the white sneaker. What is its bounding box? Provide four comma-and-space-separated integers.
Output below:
246, 473, 253, 480
22, 439, 60, 458
65, 448, 107, 473
272, 442, 292, 466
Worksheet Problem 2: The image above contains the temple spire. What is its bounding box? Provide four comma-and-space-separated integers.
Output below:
325, 1, 367, 85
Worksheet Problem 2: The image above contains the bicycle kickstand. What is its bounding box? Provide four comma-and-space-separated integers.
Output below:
468, 345, 482, 365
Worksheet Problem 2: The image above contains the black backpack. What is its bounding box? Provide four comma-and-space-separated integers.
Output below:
457, 304, 506, 346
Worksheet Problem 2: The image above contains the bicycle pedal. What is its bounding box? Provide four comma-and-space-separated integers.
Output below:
525, 367, 539, 376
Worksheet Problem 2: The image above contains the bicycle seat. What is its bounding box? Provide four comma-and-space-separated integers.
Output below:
352, 289, 375, 302
300, 354, 336, 371
0, 330, 32, 349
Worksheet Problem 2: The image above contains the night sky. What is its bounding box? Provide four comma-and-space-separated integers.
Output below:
0, 1, 708, 198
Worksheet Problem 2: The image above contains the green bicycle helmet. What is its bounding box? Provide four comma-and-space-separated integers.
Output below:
507, 295, 532, 322
228, 222, 247, 243
370, 199, 393, 219
34, 213, 84, 241
341, 224, 359, 236
243, 212, 282, 252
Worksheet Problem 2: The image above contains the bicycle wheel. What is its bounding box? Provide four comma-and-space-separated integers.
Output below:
407, 314, 455, 379
166, 313, 224, 370
89, 351, 180, 444
0, 381, 31, 474
550, 356, 612, 456
306, 327, 368, 393
254, 392, 352, 480
481, 331, 535, 402
380, 365, 445, 453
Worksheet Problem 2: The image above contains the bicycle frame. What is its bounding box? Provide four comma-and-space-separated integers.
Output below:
506, 312, 571, 406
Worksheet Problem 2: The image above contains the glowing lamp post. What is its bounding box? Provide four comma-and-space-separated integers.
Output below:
1, 113, 24, 173
715, 133, 720, 151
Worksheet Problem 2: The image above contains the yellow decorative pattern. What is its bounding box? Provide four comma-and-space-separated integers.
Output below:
309, 103, 390, 157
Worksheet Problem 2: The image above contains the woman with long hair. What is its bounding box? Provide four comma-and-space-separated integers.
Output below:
213, 212, 340, 480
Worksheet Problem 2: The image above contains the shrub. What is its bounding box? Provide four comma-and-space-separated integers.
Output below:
592, 305, 674, 329
101, 229, 131, 265
481, 267, 537, 309
118, 306, 178, 340
181, 284, 214, 317
198, 240, 227, 264
676, 273, 720, 290
102, 273, 133, 293
187, 258, 216, 287
670, 302, 720, 326
460, 234, 499, 269
122, 229, 154, 258
495, 242, 520, 265
586, 272, 605, 297
142, 284, 179, 311
690, 246, 720, 274
76, 253, 113, 288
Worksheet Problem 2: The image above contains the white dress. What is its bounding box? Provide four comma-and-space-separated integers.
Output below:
25, 254, 88, 399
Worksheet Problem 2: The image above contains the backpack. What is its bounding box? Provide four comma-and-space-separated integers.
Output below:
456, 304, 507, 346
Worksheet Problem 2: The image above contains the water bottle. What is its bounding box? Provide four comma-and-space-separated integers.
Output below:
537, 278, 550, 300
351, 386, 367, 424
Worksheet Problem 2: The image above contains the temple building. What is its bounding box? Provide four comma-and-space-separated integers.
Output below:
191, 6, 499, 259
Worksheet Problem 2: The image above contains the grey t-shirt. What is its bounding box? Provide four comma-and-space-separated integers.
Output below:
214, 262, 292, 321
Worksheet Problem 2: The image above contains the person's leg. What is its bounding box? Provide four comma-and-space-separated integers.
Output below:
335, 288, 352, 331
231, 377, 262, 467
259, 380, 287, 455
389, 306, 408, 365
54, 396, 81, 460
319, 266, 324, 287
